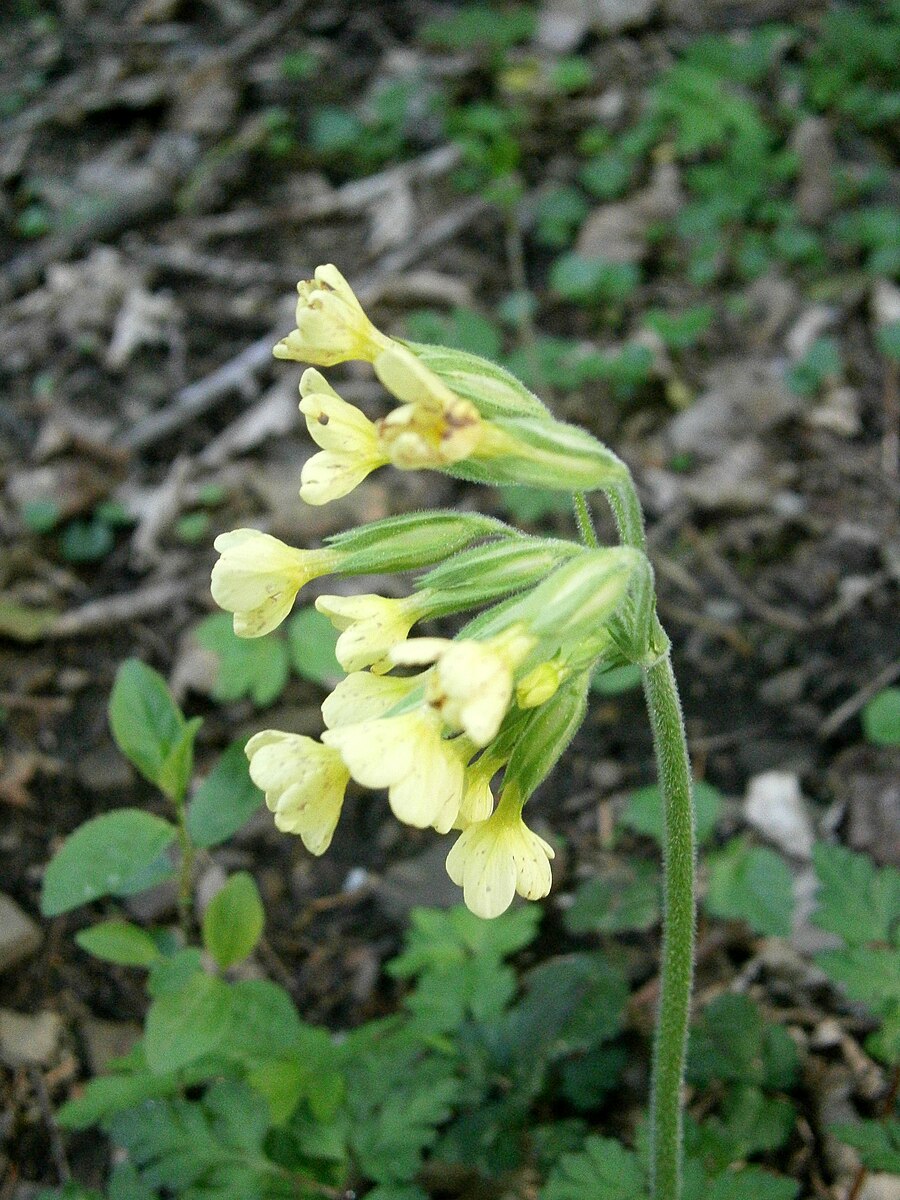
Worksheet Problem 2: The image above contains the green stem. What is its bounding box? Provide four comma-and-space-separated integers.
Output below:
595, 471, 695, 1200
174, 795, 195, 941
643, 654, 695, 1200
573, 492, 599, 548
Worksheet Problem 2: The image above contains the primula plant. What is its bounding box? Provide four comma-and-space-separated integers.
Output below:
208, 264, 696, 1198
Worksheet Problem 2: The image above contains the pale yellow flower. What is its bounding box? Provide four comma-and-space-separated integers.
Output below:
374, 344, 484, 468
316, 593, 424, 673
321, 670, 420, 729
392, 628, 535, 746
245, 730, 349, 855
323, 709, 463, 832
297, 369, 389, 504
211, 529, 336, 638
445, 800, 554, 918
273, 265, 391, 366
456, 764, 495, 829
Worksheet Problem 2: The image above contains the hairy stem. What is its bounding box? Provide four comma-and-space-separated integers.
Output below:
592, 471, 695, 1200
643, 654, 695, 1200
573, 492, 599, 548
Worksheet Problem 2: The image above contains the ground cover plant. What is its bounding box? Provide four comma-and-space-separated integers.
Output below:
1, 2, 899, 1198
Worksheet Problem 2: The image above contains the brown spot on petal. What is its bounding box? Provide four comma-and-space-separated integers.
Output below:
318, 413, 330, 425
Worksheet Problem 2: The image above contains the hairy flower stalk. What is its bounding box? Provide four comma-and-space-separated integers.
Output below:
212, 264, 696, 1200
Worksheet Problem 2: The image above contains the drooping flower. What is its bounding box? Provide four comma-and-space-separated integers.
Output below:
245, 730, 349, 855
273, 265, 391, 366
373, 344, 485, 468
320, 670, 421, 729
445, 794, 554, 918
391, 627, 535, 746
323, 708, 463, 833
297, 369, 389, 504
316, 592, 425, 673
211, 529, 337, 637
456, 763, 495, 828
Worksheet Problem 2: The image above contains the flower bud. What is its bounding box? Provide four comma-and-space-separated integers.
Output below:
504, 674, 591, 801
326, 511, 509, 576
516, 660, 567, 709
465, 416, 630, 494
403, 341, 550, 420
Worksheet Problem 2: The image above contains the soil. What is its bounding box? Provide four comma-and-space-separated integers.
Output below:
0, 2, 898, 1197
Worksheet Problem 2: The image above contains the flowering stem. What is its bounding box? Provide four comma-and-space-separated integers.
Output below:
584, 472, 695, 1200
573, 492, 599, 548
643, 653, 695, 1200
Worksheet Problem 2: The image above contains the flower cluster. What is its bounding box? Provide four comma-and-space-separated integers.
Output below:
211, 266, 658, 917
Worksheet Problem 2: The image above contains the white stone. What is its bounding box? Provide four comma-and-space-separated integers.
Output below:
860, 1176, 900, 1200
0, 894, 42, 972
0, 1009, 62, 1068
744, 770, 815, 859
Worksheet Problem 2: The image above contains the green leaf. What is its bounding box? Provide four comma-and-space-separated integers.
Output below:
815, 945, 900, 1009
706, 1167, 799, 1200
619, 780, 722, 847
645, 305, 714, 349
564, 859, 660, 934
41, 810, 178, 916
59, 518, 115, 563
688, 993, 798, 1089
688, 1086, 796, 1170
286, 605, 341, 686
57, 1069, 183, 1129
186, 740, 263, 848
861, 687, 900, 745
831, 1118, 900, 1174
144, 972, 233, 1073
75, 920, 161, 967
705, 837, 794, 936
812, 843, 900, 946
549, 254, 640, 306
194, 611, 290, 707
157, 717, 202, 804
108, 660, 194, 795
590, 663, 642, 695
542, 1135, 645, 1200
202, 872, 265, 969
0, 596, 60, 641
106, 1081, 272, 1194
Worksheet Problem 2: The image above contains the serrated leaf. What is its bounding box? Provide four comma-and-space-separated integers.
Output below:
58, 1069, 182, 1129
389, 904, 540, 978
286, 605, 341, 686
619, 780, 722, 847
564, 859, 660, 934
107, 1081, 271, 1193
542, 1135, 646, 1200
705, 836, 794, 936
108, 660, 194, 795
815, 945, 900, 1009
187, 740, 263, 848
831, 1118, 900, 1174
144, 972, 233, 1073
706, 1167, 799, 1200
75, 920, 161, 967
687, 994, 798, 1089
202, 872, 264, 969
812, 843, 900, 946
41, 810, 178, 916
195, 611, 290, 707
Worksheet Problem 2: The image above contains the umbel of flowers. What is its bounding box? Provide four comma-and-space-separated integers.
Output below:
211, 265, 663, 918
